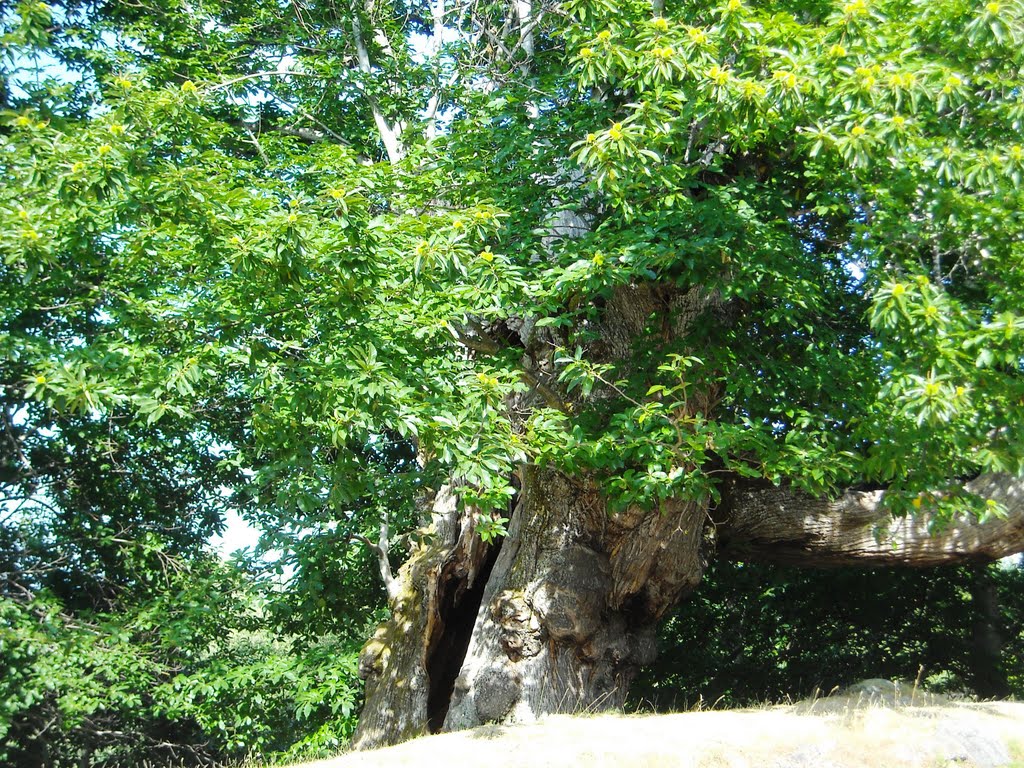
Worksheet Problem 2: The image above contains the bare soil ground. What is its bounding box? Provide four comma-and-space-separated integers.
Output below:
289, 699, 1024, 768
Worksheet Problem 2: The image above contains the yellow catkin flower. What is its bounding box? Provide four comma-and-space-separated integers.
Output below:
708, 65, 731, 85
181, 80, 198, 93
15, 115, 32, 128
1009, 146, 1024, 161
892, 115, 906, 127
586, 132, 597, 143
34, 375, 47, 385
727, 0, 743, 10
608, 123, 624, 140
843, 0, 868, 15
688, 27, 708, 44
479, 248, 495, 262
985, 1, 1000, 13
739, 80, 765, 100
592, 251, 606, 266
580, 47, 595, 60
109, 123, 125, 136
850, 125, 866, 137
774, 70, 798, 89
415, 240, 429, 257
597, 30, 612, 42
924, 382, 940, 397
891, 283, 907, 297
328, 187, 346, 199
829, 44, 847, 57
890, 72, 914, 88
71, 161, 85, 173
452, 219, 465, 229
287, 213, 299, 223
653, 17, 669, 31
98, 144, 112, 156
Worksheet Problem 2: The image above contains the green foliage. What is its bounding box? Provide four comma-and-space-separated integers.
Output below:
633, 560, 1024, 709
4, 0, 1023, 528
0, 559, 364, 766
548, 0, 1024, 510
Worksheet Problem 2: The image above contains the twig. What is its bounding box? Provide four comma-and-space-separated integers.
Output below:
210, 70, 319, 91
352, 517, 401, 604
446, 322, 569, 412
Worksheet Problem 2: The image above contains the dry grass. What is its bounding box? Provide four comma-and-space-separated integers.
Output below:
285, 700, 1024, 768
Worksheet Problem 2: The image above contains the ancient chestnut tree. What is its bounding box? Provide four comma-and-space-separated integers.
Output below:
2, 0, 1023, 753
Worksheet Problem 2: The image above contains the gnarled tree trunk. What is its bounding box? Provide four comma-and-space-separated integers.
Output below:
353, 279, 1024, 748
353, 465, 711, 748
354, 282, 720, 747
353, 486, 500, 746
354, 469, 1024, 748
442, 464, 709, 730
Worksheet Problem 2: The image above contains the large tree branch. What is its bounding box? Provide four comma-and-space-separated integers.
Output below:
716, 473, 1024, 567
445, 321, 568, 412
351, 10, 405, 163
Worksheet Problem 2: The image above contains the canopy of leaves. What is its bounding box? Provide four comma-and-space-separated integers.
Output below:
4, 0, 1023, 530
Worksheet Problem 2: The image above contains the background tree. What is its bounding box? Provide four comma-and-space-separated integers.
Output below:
633, 560, 1024, 710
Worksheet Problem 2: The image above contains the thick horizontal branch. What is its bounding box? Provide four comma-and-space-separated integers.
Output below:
716, 473, 1024, 567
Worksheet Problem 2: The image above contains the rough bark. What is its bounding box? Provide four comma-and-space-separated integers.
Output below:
354, 467, 1024, 748
716, 473, 1024, 567
353, 276, 1024, 748
355, 465, 712, 748
355, 282, 721, 747
352, 486, 499, 747
442, 464, 710, 731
